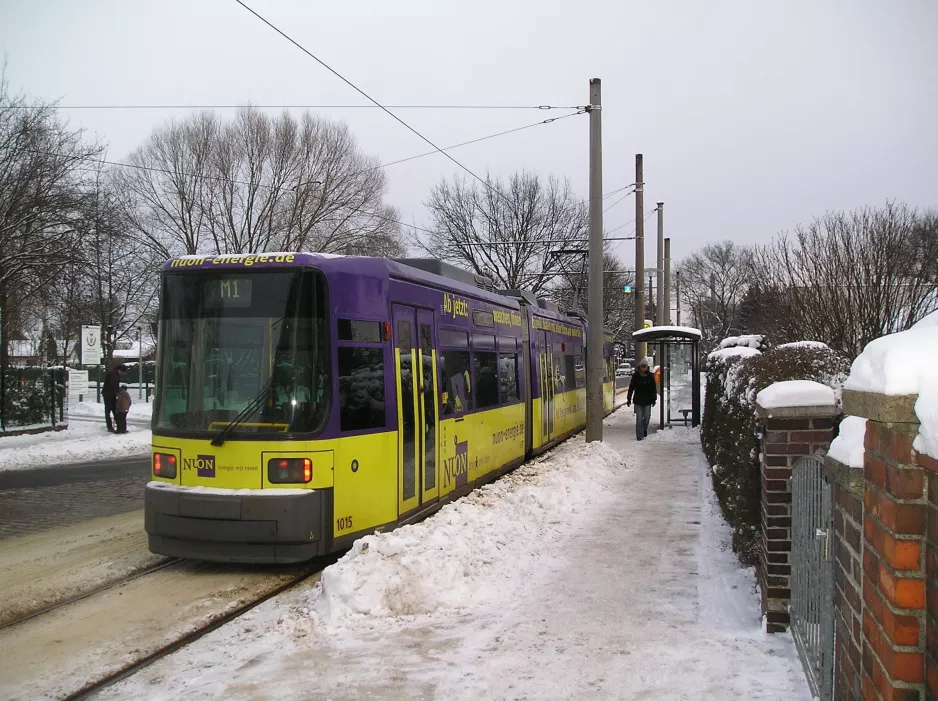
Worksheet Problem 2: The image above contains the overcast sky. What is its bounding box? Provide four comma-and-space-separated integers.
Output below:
2, 0, 936, 264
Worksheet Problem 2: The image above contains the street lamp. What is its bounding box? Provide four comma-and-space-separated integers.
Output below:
136, 327, 143, 400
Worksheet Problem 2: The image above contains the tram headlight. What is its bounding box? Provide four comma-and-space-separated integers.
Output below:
268, 457, 312, 484
153, 452, 177, 479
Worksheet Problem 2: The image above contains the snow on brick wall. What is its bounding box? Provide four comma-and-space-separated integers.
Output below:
756, 380, 836, 410
844, 325, 938, 459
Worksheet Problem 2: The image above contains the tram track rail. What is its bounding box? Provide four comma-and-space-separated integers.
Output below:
63, 563, 329, 701
0, 557, 182, 631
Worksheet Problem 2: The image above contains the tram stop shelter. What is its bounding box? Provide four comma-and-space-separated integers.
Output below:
632, 326, 702, 429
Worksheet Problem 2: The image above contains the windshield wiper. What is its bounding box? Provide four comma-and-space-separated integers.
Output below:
211, 379, 273, 447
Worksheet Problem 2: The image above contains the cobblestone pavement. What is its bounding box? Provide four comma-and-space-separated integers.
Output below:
0, 458, 149, 539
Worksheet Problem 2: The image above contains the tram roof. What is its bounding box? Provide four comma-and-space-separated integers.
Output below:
162, 252, 614, 332
632, 325, 702, 342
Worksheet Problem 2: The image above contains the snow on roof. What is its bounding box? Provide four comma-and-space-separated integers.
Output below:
756, 380, 836, 409
708, 346, 761, 362
632, 325, 702, 339
844, 325, 938, 459
828, 416, 867, 468
719, 334, 763, 350
776, 341, 830, 350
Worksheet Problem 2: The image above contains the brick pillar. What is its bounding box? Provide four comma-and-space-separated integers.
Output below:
756, 401, 838, 632
826, 453, 866, 701
843, 390, 926, 701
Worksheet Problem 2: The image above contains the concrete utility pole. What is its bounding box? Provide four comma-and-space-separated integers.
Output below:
648, 274, 654, 323
664, 238, 672, 326
656, 202, 665, 326
634, 154, 645, 363
585, 78, 604, 443
676, 272, 681, 326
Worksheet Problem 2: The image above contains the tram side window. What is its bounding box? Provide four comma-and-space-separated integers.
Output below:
473, 351, 499, 409
564, 354, 577, 392
441, 350, 472, 415
574, 355, 585, 388
498, 353, 519, 403
337, 347, 386, 431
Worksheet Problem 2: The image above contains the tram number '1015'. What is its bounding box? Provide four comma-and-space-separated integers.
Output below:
337, 516, 353, 531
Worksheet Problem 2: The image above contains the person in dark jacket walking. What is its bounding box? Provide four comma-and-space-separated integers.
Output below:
626, 357, 657, 440
102, 363, 127, 433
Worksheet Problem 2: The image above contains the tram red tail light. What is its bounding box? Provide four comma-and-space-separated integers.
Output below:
268, 457, 313, 484
383, 321, 391, 341
153, 452, 177, 479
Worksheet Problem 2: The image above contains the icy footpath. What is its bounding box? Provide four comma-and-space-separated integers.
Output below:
0, 401, 151, 471
99, 409, 811, 701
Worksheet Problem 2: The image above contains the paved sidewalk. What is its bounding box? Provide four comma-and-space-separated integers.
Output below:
450, 412, 812, 699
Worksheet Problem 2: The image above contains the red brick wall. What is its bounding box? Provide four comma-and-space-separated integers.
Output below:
861, 420, 927, 701
833, 480, 865, 700
759, 414, 836, 632
921, 449, 938, 701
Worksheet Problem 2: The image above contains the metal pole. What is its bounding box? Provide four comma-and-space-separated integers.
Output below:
664, 237, 672, 326
676, 272, 681, 326
634, 155, 645, 364
138, 327, 143, 400
0, 307, 5, 432
648, 274, 654, 326
586, 78, 604, 443
656, 202, 664, 326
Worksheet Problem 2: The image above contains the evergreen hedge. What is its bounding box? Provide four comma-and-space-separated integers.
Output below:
701, 342, 849, 565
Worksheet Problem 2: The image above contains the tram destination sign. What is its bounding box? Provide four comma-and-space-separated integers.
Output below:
204, 278, 253, 307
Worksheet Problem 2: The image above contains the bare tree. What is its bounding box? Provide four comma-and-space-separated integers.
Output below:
0, 66, 101, 355
550, 251, 635, 340
36, 166, 161, 367
414, 171, 589, 296
751, 203, 938, 358
117, 106, 404, 258
676, 241, 754, 351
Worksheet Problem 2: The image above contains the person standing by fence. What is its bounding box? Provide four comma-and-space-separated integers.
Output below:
626, 357, 657, 440
102, 363, 127, 433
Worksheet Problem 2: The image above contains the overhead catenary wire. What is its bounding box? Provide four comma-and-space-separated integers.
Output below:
603, 188, 635, 213
605, 206, 658, 235
4, 104, 584, 110
454, 237, 636, 246
234, 0, 530, 203
20, 109, 582, 194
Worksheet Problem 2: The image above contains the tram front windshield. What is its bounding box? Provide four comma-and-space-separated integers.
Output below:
154, 270, 329, 436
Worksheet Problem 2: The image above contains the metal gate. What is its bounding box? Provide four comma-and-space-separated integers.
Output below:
791, 455, 835, 701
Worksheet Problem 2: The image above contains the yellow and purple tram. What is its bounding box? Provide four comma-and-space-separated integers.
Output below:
145, 253, 617, 563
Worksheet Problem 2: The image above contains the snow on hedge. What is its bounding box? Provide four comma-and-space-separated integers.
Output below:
756, 380, 836, 410
312, 438, 625, 628
844, 325, 938, 459
776, 341, 830, 350
913, 310, 938, 329
828, 416, 867, 468
708, 346, 762, 362
719, 334, 764, 350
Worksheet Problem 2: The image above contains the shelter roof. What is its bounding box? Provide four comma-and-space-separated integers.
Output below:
631, 326, 702, 342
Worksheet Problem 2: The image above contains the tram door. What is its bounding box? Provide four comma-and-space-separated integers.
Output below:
538, 330, 554, 442
392, 305, 438, 517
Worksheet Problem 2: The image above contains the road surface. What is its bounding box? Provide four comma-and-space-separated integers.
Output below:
0, 456, 150, 539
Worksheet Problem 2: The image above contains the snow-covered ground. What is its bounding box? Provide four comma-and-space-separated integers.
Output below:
0, 400, 151, 472
99, 409, 810, 701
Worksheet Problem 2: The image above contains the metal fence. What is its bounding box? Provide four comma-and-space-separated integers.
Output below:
791, 454, 835, 701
